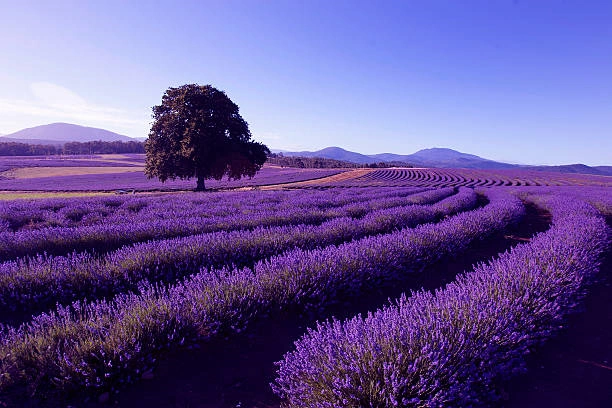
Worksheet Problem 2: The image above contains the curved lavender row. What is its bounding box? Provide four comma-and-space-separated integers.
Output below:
331, 168, 612, 188
0, 187, 430, 233
0, 187, 443, 260
0, 190, 522, 399
272, 194, 610, 407
0, 188, 445, 265
0, 187, 425, 235
252, 189, 523, 309
0, 188, 474, 315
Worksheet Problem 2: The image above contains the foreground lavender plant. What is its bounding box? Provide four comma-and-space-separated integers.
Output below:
272, 194, 610, 407
0, 190, 522, 400
0, 188, 474, 316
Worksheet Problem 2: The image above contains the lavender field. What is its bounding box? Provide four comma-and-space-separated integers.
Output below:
327, 167, 612, 187
0, 170, 610, 407
0, 155, 345, 191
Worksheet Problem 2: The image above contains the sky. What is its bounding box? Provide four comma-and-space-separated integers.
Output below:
1, 0, 611, 166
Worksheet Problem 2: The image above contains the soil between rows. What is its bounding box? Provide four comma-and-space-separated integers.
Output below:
80, 201, 552, 408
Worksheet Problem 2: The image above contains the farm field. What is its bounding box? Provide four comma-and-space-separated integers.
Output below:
0, 154, 346, 192
2, 155, 612, 195
0, 168, 610, 407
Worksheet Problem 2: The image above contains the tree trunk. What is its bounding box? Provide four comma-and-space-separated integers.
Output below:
195, 175, 206, 191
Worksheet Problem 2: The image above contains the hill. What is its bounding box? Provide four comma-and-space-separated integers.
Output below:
0, 123, 137, 145
279, 147, 374, 164
0, 137, 70, 146
594, 166, 612, 176
371, 148, 516, 169
525, 164, 612, 177
2, 124, 608, 176
274, 146, 610, 175
277, 146, 514, 169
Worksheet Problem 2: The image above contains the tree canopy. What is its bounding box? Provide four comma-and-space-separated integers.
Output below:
145, 84, 269, 190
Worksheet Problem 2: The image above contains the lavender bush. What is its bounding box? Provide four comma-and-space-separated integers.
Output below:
0, 187, 445, 259
0, 188, 477, 315
0, 186, 432, 233
0, 189, 523, 399
272, 193, 610, 407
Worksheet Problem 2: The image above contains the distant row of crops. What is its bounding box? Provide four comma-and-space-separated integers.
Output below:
0, 160, 345, 191
328, 168, 612, 187
0, 183, 610, 406
0, 187, 439, 258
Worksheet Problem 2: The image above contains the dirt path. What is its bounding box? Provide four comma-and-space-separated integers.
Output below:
96, 201, 552, 408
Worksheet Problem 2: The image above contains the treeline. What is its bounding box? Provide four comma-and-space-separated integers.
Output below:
63, 140, 144, 155
0, 140, 145, 156
266, 153, 412, 169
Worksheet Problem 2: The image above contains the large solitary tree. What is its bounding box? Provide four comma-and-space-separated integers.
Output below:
145, 84, 269, 190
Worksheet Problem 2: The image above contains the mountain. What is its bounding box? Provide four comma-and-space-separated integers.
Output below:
0, 123, 138, 145
526, 164, 612, 176
594, 166, 612, 176
277, 146, 515, 169
370, 148, 516, 169
272, 146, 610, 175
0, 137, 70, 146
280, 146, 374, 164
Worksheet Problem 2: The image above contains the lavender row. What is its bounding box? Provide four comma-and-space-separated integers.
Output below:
272, 193, 610, 407
332, 168, 612, 187
0, 188, 477, 316
0, 187, 429, 233
514, 185, 612, 216
0, 190, 524, 399
0, 187, 447, 260
0, 187, 443, 260
0, 187, 431, 237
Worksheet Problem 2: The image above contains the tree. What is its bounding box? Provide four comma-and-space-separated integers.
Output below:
145, 84, 269, 190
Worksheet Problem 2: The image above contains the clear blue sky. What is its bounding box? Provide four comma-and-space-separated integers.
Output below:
1, 0, 611, 165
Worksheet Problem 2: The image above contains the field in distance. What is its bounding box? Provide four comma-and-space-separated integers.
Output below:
0, 154, 611, 195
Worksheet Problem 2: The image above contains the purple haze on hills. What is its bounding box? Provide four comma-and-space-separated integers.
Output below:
0, 123, 139, 144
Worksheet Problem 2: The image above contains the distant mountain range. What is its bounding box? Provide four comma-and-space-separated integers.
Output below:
274, 146, 612, 176
0, 123, 143, 145
275, 146, 512, 169
1, 124, 609, 176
